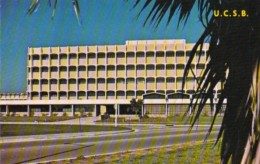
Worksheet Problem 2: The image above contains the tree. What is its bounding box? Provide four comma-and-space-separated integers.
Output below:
133, 1, 259, 163
26, 0, 259, 163
27, 0, 81, 25
130, 98, 143, 116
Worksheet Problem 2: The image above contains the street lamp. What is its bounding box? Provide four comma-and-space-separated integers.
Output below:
165, 97, 168, 125
165, 97, 168, 117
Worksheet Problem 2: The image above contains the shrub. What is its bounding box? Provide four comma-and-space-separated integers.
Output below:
11, 112, 16, 117
80, 111, 86, 117
143, 112, 149, 118
52, 113, 58, 117
87, 112, 92, 117
29, 110, 34, 117
62, 112, 68, 117
42, 113, 48, 117
23, 114, 28, 117
6, 112, 10, 117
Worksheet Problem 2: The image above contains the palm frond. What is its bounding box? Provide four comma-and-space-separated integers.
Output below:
134, 0, 260, 163
51, 0, 58, 19
27, 0, 40, 15
71, 0, 81, 25
27, 0, 81, 25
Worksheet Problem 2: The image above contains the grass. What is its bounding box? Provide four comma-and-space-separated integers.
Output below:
0, 124, 130, 137
99, 116, 223, 125
0, 116, 78, 122
39, 141, 221, 164
0, 115, 223, 125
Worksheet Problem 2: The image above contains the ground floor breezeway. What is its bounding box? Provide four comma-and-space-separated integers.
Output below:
0, 103, 220, 118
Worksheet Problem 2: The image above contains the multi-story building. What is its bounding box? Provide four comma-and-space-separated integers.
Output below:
0, 39, 222, 117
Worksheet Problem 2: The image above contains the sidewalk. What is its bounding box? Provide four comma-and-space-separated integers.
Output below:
0, 129, 134, 144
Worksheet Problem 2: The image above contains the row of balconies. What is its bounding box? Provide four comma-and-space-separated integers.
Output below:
28, 63, 205, 69
28, 91, 157, 100
0, 93, 27, 100
28, 41, 208, 54
28, 67, 205, 79
28, 89, 219, 101
28, 52, 207, 67
28, 80, 222, 92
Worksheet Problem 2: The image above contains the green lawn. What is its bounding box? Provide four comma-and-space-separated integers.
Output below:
0, 124, 130, 137
100, 116, 223, 125
45, 141, 221, 164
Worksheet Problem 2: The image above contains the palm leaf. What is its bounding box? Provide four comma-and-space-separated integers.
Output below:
27, 0, 81, 25
27, 0, 40, 15
71, 0, 81, 25
134, 0, 260, 163
51, 0, 58, 19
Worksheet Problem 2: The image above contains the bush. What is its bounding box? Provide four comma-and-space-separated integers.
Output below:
62, 112, 68, 117
23, 114, 28, 117
11, 112, 16, 117
6, 112, 10, 117
52, 113, 58, 117
143, 112, 149, 118
87, 112, 92, 117
80, 111, 86, 117
41, 113, 48, 117
29, 110, 34, 117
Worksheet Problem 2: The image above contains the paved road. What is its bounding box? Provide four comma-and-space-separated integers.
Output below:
0, 125, 220, 164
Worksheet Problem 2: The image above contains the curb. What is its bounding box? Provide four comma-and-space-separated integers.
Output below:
0, 129, 134, 144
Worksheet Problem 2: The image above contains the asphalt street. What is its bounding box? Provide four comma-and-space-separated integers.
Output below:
0, 125, 220, 164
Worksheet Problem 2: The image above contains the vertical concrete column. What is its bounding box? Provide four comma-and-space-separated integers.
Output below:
93, 105, 97, 117
165, 103, 168, 117
143, 104, 146, 116
114, 104, 118, 127
6, 105, 9, 115
118, 104, 120, 116
141, 104, 144, 117
71, 104, 74, 116
49, 105, 52, 116
27, 105, 30, 116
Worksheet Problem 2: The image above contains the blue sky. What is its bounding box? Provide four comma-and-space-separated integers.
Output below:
0, 0, 204, 93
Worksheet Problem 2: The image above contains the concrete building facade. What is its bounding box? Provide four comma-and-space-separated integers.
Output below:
0, 39, 222, 117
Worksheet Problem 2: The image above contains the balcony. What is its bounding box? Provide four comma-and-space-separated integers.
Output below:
126, 79, 135, 90
107, 83, 116, 90
107, 53, 116, 65
107, 70, 116, 78
146, 52, 155, 64
78, 84, 86, 91
116, 53, 125, 64
50, 84, 58, 91
60, 84, 68, 91
87, 53, 96, 65
116, 79, 125, 90
97, 53, 106, 65
69, 54, 77, 66
32, 60, 40, 67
